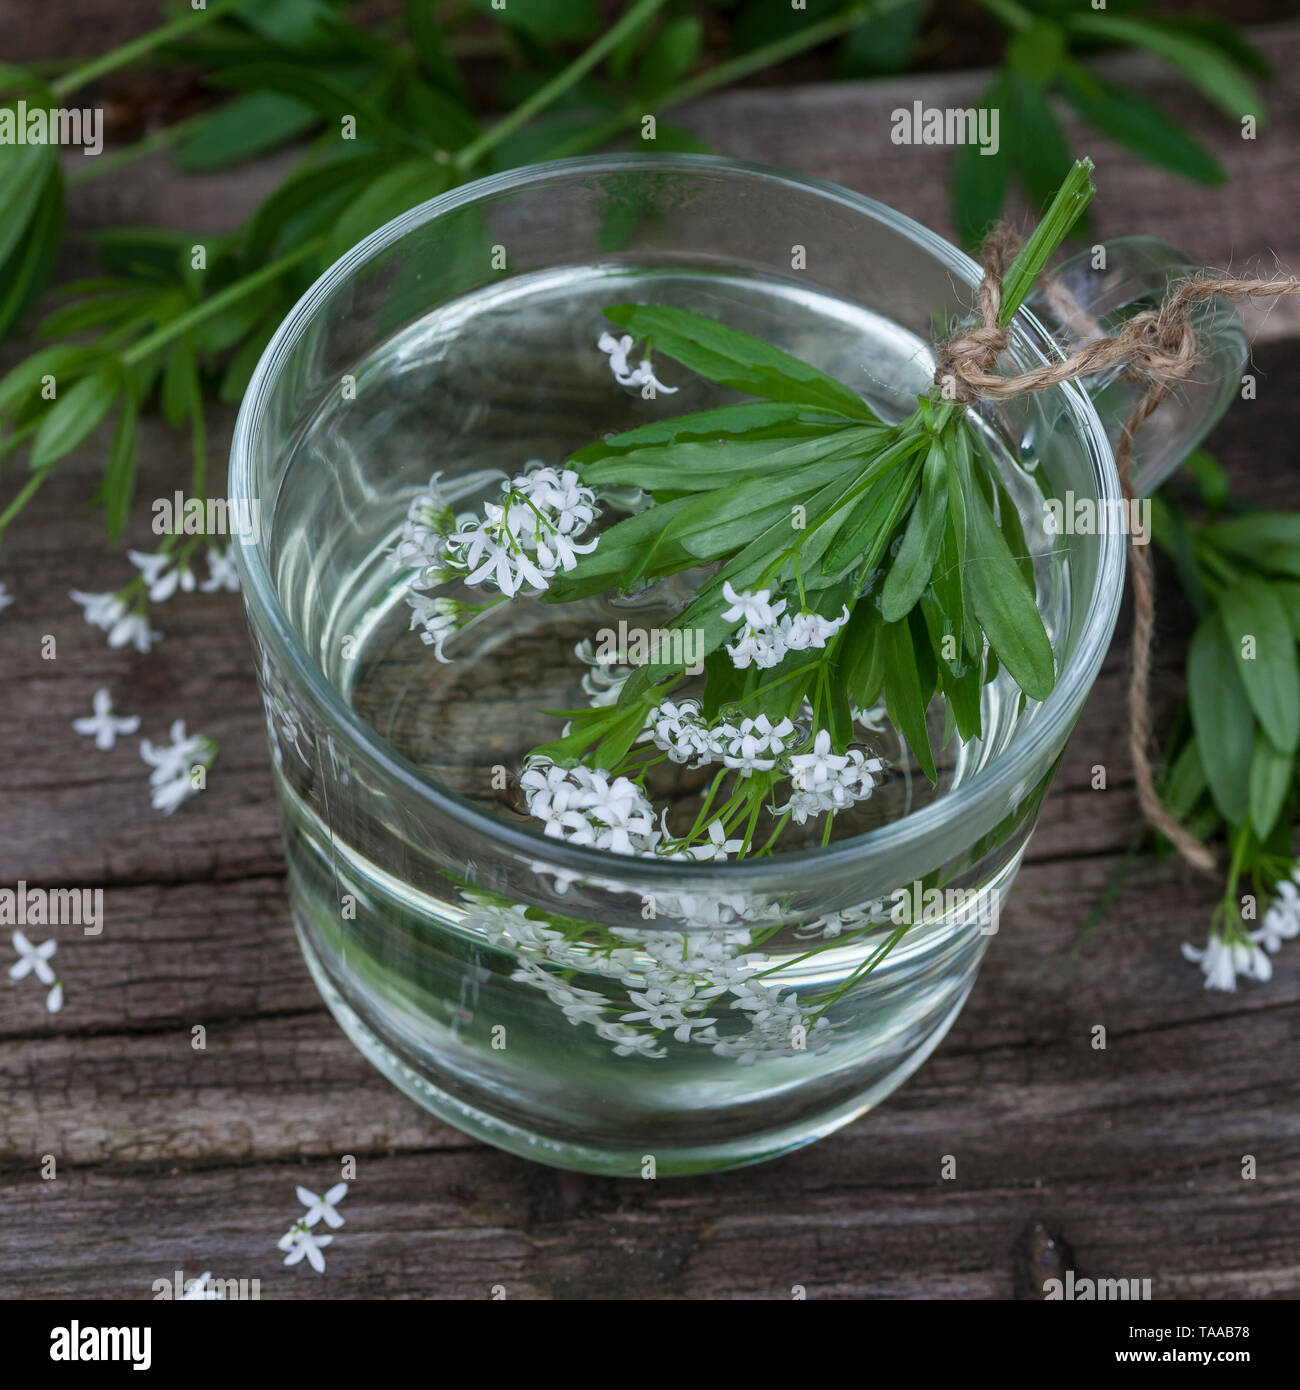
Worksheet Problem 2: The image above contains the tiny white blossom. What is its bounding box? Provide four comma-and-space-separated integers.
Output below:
182, 1272, 219, 1301
107, 610, 162, 654
72, 687, 140, 751
45, 980, 63, 1013
200, 545, 240, 593
140, 720, 214, 814
9, 930, 56, 985
297, 1181, 348, 1230
70, 589, 126, 630
406, 593, 459, 661
596, 332, 677, 394
721, 581, 785, 630
280, 1224, 333, 1273
1181, 933, 1272, 991
1252, 876, 1300, 954
128, 549, 196, 602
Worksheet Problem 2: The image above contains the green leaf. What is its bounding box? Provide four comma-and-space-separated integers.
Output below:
29, 369, 120, 470
951, 73, 1010, 248
1202, 511, 1300, 578
1007, 72, 1074, 217
402, 75, 479, 150
1066, 13, 1263, 121
161, 340, 199, 428
881, 616, 937, 783
1217, 576, 1300, 753
176, 91, 318, 172
0, 345, 102, 417
0, 135, 57, 271
1270, 581, 1300, 644
570, 402, 844, 463
208, 63, 430, 156
835, 0, 923, 79
99, 384, 139, 539
1248, 730, 1292, 840
326, 159, 454, 262
0, 164, 63, 340
959, 450, 1055, 702
637, 16, 703, 97
244, 150, 388, 263
881, 440, 947, 622
1181, 447, 1229, 513
406, 0, 469, 100
602, 304, 877, 420
1187, 611, 1255, 826
1057, 64, 1226, 186
579, 427, 878, 493
1007, 19, 1065, 84
459, 0, 600, 40
1162, 736, 1207, 822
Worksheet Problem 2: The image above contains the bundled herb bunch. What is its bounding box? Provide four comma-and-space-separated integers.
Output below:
1146, 465, 1300, 990
394, 161, 1096, 867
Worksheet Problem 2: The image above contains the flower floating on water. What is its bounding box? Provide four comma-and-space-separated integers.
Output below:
597, 331, 677, 395
521, 759, 661, 857
73, 688, 140, 751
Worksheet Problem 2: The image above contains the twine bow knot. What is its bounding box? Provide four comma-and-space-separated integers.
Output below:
938, 227, 1300, 873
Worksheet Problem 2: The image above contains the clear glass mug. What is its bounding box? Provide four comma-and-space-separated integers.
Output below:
229, 156, 1245, 1175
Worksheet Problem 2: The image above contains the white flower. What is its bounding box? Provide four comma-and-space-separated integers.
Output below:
71, 588, 125, 629
406, 593, 459, 661
200, 545, 240, 593
128, 549, 196, 602
575, 638, 633, 708
521, 760, 660, 856
72, 687, 140, 750
140, 720, 214, 814
9, 929, 56, 985
666, 819, 746, 863
1252, 877, 1300, 954
45, 980, 63, 1013
649, 698, 716, 765
721, 581, 785, 630
726, 625, 786, 670
108, 610, 162, 654
853, 701, 888, 733
182, 1272, 219, 1301
778, 604, 850, 651
1181, 933, 1273, 991
297, 1182, 348, 1230
787, 729, 848, 790
0, 580, 12, 611
716, 714, 796, 776
597, 332, 677, 395
280, 1224, 333, 1273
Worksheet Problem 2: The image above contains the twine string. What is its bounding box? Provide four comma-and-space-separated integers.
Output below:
938, 226, 1300, 873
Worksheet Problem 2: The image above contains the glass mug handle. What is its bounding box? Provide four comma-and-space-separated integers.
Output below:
1024, 235, 1249, 497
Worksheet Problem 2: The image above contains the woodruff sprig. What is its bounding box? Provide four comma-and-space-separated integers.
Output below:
515, 161, 1096, 862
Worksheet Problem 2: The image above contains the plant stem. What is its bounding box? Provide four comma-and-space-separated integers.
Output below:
51, 0, 243, 99
67, 109, 211, 186
997, 158, 1096, 325
123, 238, 321, 367
454, 0, 671, 171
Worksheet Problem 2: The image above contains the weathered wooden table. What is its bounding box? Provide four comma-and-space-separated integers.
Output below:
3, 31, 1299, 1299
